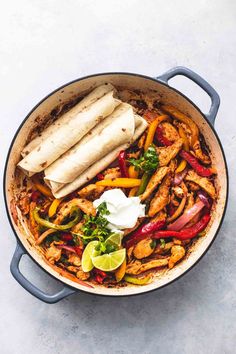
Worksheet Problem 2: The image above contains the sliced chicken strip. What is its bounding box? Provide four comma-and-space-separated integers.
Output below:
161, 122, 179, 142
45, 243, 61, 264
161, 105, 199, 145
78, 184, 105, 201
103, 167, 121, 179
140, 166, 169, 201
154, 241, 174, 255
54, 198, 96, 224
148, 174, 172, 217
133, 238, 154, 259
168, 158, 177, 173
192, 140, 211, 164
168, 245, 186, 269
126, 258, 169, 275
185, 170, 216, 199
150, 210, 167, 222
156, 138, 183, 166
161, 105, 210, 164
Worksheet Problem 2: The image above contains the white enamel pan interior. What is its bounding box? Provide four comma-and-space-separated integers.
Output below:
4, 67, 228, 303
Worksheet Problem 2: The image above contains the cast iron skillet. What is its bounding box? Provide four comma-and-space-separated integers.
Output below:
4, 67, 228, 303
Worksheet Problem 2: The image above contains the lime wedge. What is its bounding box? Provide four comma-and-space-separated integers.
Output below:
91, 248, 126, 272
81, 241, 100, 272
105, 232, 123, 247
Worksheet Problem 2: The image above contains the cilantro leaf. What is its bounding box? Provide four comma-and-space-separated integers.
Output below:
80, 204, 111, 245
129, 145, 159, 173
97, 201, 110, 216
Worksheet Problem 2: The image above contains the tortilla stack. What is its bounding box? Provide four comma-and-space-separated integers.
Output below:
49, 111, 147, 198
18, 89, 120, 175
21, 83, 115, 157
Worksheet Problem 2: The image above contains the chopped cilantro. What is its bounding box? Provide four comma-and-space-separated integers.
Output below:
160, 238, 166, 249
129, 145, 159, 173
74, 201, 119, 253
94, 240, 118, 254
97, 201, 110, 215
80, 203, 111, 245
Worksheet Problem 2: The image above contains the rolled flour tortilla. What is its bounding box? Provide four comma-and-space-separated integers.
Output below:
45, 103, 135, 191
18, 90, 120, 176
45, 103, 132, 192
21, 84, 115, 157
52, 114, 147, 198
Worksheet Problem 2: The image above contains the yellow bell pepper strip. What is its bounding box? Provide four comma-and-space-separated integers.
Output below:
161, 105, 199, 146
136, 172, 151, 195
176, 159, 187, 173
176, 126, 190, 173
96, 178, 141, 188
128, 165, 139, 179
129, 187, 138, 197
115, 258, 127, 282
128, 171, 139, 196
124, 274, 152, 285
48, 198, 62, 218
144, 115, 169, 151
33, 207, 81, 230
32, 177, 53, 198
179, 126, 189, 151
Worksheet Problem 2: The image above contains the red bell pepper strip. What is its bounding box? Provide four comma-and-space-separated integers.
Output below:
96, 173, 104, 181
74, 246, 83, 257
118, 150, 129, 177
57, 243, 83, 257
125, 220, 166, 248
179, 150, 213, 177
93, 269, 108, 284
31, 190, 41, 202
61, 233, 73, 242
155, 126, 172, 146
152, 213, 211, 241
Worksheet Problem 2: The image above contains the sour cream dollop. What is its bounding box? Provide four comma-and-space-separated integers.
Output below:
93, 189, 145, 230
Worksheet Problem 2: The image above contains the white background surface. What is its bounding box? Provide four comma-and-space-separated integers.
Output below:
1, 1, 236, 353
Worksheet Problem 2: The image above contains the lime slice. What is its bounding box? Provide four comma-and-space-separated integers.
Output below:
91, 248, 126, 272
105, 232, 123, 247
81, 241, 100, 272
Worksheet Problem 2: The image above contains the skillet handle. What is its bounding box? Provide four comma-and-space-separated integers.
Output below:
10, 242, 75, 304
156, 66, 220, 126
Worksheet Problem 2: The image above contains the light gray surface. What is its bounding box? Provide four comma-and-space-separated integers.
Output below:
1, 1, 235, 353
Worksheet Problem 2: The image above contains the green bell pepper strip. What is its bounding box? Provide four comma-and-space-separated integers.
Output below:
124, 274, 151, 285
136, 172, 151, 196
33, 207, 81, 231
